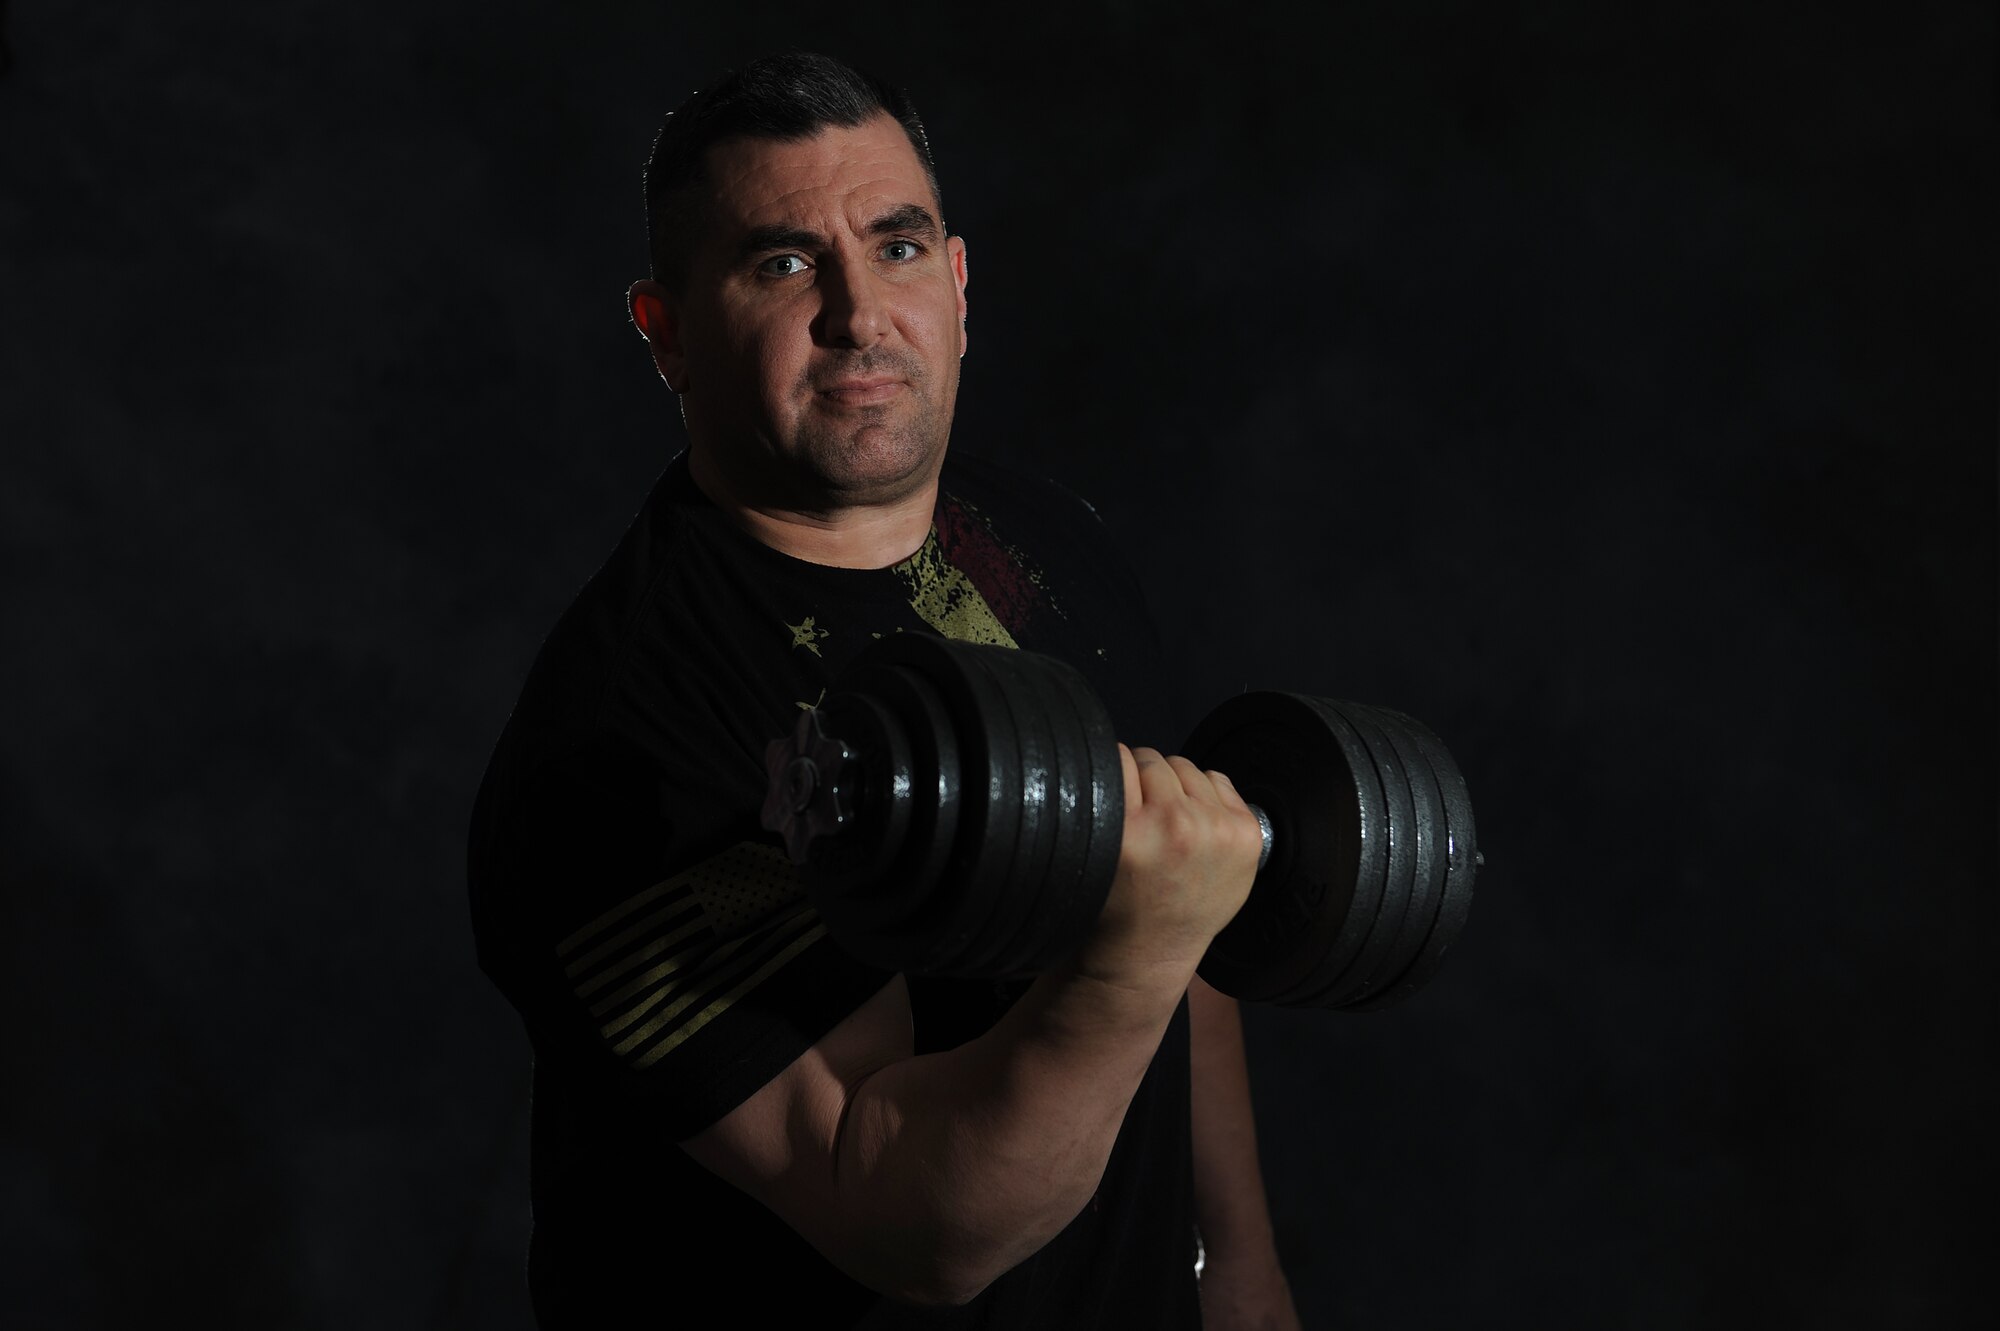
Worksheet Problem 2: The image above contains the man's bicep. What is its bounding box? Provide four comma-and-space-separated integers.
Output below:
679, 973, 915, 1261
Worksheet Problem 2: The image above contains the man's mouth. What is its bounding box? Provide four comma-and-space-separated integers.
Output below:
816, 376, 906, 406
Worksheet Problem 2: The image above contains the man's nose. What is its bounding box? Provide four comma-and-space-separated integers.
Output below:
815, 256, 890, 347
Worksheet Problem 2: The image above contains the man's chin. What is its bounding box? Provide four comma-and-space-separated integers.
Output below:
796, 425, 945, 501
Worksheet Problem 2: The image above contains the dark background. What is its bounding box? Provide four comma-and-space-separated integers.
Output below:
3, 2, 1992, 1326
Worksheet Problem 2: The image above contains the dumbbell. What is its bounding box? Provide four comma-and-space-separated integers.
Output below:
761, 633, 1479, 1011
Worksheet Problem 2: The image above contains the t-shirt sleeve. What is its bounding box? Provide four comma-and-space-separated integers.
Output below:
502, 724, 896, 1140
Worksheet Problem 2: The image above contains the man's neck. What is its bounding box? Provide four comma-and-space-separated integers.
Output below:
687, 447, 940, 570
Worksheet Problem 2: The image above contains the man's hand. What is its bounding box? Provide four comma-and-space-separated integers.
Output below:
1073, 743, 1266, 986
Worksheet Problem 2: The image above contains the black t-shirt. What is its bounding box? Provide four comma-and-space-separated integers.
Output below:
468, 449, 1199, 1328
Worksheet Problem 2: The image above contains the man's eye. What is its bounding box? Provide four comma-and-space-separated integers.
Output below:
761, 254, 808, 277
881, 240, 921, 261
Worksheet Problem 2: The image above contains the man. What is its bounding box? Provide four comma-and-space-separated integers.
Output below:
469, 52, 1301, 1328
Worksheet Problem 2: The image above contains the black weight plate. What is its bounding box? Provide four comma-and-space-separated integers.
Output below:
1365, 706, 1478, 1000
886, 665, 965, 919
952, 646, 1060, 978
804, 662, 964, 971
1186, 692, 1374, 1005
1300, 700, 1417, 1010
978, 648, 1091, 977
1267, 697, 1395, 1010
928, 642, 1024, 977
861, 633, 1017, 975
1032, 651, 1125, 972
1000, 650, 1103, 974
1190, 694, 1363, 1004
1337, 703, 1446, 1012
1267, 697, 1393, 1006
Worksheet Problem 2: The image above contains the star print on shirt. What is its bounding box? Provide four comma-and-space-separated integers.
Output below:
785, 616, 830, 656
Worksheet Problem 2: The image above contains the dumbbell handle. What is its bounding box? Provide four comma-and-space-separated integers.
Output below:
1248, 803, 1275, 871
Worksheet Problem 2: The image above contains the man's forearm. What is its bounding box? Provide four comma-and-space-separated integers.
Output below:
1187, 977, 1303, 1328
1188, 975, 1281, 1257
732, 745, 1260, 1306
833, 960, 1193, 1304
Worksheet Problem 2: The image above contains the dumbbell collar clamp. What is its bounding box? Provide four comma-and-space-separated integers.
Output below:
761, 709, 859, 865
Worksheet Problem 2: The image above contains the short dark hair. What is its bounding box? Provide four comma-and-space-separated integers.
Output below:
642, 52, 943, 291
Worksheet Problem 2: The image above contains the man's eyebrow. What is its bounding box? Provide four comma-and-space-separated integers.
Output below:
864, 204, 942, 241
737, 223, 827, 261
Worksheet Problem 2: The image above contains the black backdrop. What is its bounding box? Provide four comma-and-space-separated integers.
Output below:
3, 2, 1992, 1326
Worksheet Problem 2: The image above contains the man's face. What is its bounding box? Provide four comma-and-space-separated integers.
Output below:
648, 114, 969, 509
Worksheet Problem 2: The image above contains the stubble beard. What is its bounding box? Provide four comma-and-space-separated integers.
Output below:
787, 355, 956, 508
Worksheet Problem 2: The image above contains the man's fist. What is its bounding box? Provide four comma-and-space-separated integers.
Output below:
1073, 744, 1266, 985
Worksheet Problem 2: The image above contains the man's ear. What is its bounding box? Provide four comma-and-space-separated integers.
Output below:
949, 236, 969, 359
628, 280, 688, 392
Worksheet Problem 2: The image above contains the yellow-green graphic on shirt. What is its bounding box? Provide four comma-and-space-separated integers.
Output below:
893, 494, 1063, 644
786, 616, 830, 656
555, 841, 819, 1072
895, 533, 1019, 647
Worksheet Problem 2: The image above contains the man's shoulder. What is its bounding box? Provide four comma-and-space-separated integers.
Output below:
936, 449, 1122, 576
505, 460, 708, 734
940, 447, 1109, 529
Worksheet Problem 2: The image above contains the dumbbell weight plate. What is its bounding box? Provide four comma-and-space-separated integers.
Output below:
952, 646, 1063, 978
979, 647, 1098, 977
890, 666, 966, 920
803, 662, 966, 970
1340, 705, 1449, 1010
1269, 697, 1397, 1006
1029, 651, 1126, 974
932, 641, 1026, 978
1336, 702, 1445, 1011
1186, 692, 1383, 1005
1298, 700, 1419, 1009
1364, 706, 1479, 1001
864, 632, 1019, 976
